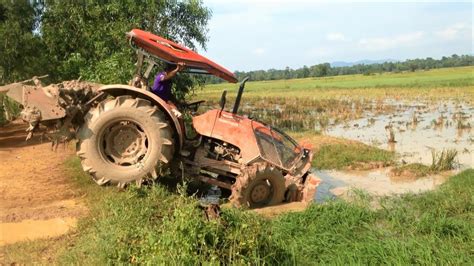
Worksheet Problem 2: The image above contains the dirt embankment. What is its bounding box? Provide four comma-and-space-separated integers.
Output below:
0, 121, 87, 246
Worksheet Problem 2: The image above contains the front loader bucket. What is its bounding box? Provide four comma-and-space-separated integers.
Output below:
1, 78, 100, 142
0, 82, 66, 121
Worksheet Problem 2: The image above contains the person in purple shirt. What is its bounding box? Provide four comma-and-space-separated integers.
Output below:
151, 62, 185, 103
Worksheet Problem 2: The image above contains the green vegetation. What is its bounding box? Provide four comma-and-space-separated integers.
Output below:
59, 157, 285, 264
313, 143, 395, 170
2, 236, 68, 264
0, 93, 21, 125
54, 159, 473, 264
197, 66, 474, 100
0, 0, 211, 99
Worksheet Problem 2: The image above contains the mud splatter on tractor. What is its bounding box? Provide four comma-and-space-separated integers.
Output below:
0, 29, 320, 208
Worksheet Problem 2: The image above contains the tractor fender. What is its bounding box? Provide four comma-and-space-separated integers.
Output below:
98, 84, 183, 150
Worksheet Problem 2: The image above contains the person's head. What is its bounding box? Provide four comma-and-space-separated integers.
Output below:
164, 63, 176, 72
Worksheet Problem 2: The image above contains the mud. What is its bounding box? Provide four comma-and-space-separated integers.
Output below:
0, 120, 86, 246
0, 217, 77, 246
252, 202, 308, 217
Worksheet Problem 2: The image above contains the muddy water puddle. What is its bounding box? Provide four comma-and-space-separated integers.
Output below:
0, 217, 77, 246
314, 168, 452, 202
326, 100, 473, 168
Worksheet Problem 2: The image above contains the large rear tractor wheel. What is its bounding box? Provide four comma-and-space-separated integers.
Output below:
76, 96, 175, 187
230, 164, 286, 208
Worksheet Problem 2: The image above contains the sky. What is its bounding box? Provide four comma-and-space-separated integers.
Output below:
199, 0, 473, 71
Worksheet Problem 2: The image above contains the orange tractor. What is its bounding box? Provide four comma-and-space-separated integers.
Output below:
1, 29, 320, 208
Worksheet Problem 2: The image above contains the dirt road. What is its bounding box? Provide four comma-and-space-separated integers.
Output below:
0, 121, 86, 246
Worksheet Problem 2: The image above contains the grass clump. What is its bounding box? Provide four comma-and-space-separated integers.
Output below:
430, 149, 458, 171
391, 163, 432, 178
313, 143, 395, 170
391, 149, 458, 179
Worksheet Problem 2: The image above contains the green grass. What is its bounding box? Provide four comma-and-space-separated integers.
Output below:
52, 157, 473, 264
2, 236, 71, 264
195, 66, 474, 100
313, 143, 395, 170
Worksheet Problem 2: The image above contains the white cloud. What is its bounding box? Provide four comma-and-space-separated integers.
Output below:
326, 32, 346, 41
435, 23, 469, 40
358, 31, 424, 51
252, 48, 266, 55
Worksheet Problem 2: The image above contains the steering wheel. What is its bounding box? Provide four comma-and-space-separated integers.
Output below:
184, 100, 206, 112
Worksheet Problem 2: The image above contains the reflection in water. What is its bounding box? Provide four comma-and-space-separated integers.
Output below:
313, 170, 346, 202
387, 142, 396, 153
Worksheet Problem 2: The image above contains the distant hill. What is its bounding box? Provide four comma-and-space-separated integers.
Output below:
330, 59, 399, 67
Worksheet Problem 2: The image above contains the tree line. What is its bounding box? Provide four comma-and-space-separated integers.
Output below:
206, 54, 473, 83
0, 0, 211, 99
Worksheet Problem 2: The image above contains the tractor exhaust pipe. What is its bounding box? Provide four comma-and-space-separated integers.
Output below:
232, 77, 249, 114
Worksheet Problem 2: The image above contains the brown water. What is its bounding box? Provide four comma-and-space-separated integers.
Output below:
326, 100, 473, 168
314, 168, 453, 202
0, 217, 77, 246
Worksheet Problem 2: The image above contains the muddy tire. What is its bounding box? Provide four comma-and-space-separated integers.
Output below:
76, 96, 174, 187
230, 164, 286, 208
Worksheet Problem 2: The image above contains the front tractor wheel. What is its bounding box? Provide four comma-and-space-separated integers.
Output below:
230, 164, 286, 208
77, 96, 175, 187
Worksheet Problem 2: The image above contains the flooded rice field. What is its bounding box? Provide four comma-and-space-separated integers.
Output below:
203, 97, 400, 132
315, 99, 472, 201
326, 100, 473, 168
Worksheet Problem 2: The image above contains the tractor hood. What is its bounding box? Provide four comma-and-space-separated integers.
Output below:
193, 109, 307, 171
127, 29, 238, 83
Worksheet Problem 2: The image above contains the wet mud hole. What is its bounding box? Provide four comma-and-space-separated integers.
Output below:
0, 120, 87, 247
